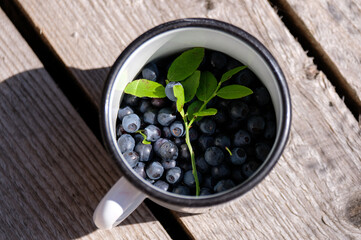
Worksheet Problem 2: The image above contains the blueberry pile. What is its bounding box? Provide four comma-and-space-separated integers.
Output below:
116, 49, 276, 196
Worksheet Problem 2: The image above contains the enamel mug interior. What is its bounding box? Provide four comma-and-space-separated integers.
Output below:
101, 18, 291, 212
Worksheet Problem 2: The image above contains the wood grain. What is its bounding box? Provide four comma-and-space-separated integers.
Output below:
274, 0, 361, 112
11, 0, 361, 239
0, 9, 170, 240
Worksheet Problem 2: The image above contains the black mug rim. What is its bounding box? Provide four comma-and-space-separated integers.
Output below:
100, 18, 292, 208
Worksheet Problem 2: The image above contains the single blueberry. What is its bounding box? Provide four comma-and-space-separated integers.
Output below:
196, 156, 210, 174
230, 148, 247, 165
123, 151, 139, 168
233, 130, 251, 146
139, 99, 152, 113
241, 161, 260, 178
264, 120, 276, 139
165, 82, 182, 101
170, 121, 184, 137
133, 162, 146, 179
214, 134, 231, 151
144, 125, 161, 142
158, 140, 178, 161
117, 134, 135, 153
178, 160, 192, 172
143, 108, 158, 125
211, 109, 227, 124
161, 159, 177, 170
234, 68, 257, 87
200, 188, 212, 196
151, 98, 167, 108
254, 87, 270, 106
183, 170, 202, 188
247, 116, 265, 134
142, 62, 159, 81
153, 180, 169, 191
122, 113, 141, 133
204, 147, 224, 166
213, 179, 235, 193
123, 94, 139, 107
174, 137, 184, 147
255, 142, 271, 161
189, 127, 199, 142
162, 127, 172, 139
154, 138, 168, 155
133, 133, 144, 144
172, 185, 190, 195
135, 142, 153, 162
211, 164, 231, 180
230, 101, 249, 120
146, 161, 164, 180
166, 167, 182, 184
199, 118, 216, 135
118, 106, 134, 121
179, 144, 190, 160
116, 124, 124, 138
231, 167, 245, 183
157, 108, 176, 126
203, 175, 215, 189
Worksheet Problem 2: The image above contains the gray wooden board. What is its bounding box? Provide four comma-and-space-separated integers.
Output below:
13, 0, 361, 239
0, 8, 170, 240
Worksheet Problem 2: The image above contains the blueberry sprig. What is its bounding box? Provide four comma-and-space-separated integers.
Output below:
124, 47, 253, 196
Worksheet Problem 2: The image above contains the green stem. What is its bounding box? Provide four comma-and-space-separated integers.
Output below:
183, 118, 200, 196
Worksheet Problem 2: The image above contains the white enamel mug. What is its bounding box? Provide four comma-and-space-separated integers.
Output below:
93, 18, 291, 229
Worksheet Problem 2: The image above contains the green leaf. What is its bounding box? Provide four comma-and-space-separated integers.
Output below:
187, 100, 203, 121
181, 71, 200, 103
216, 84, 253, 99
193, 108, 218, 117
124, 79, 166, 98
173, 84, 185, 113
167, 48, 204, 82
196, 71, 217, 101
220, 66, 247, 84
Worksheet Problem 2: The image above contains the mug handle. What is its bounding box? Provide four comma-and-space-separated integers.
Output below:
93, 177, 146, 229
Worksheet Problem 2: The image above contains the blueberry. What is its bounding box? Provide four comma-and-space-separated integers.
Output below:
142, 62, 159, 81
151, 98, 167, 108
230, 148, 247, 165
154, 180, 169, 191
165, 82, 182, 101
210, 51, 228, 69
231, 167, 245, 183
172, 185, 190, 195
178, 159, 192, 171
233, 130, 251, 146
254, 87, 270, 106
247, 116, 265, 134
146, 161, 164, 180
170, 121, 184, 137
123, 94, 139, 107
158, 140, 178, 161
196, 156, 210, 174
118, 106, 134, 120
117, 134, 135, 153
211, 164, 231, 180
135, 142, 153, 162
157, 108, 176, 126
203, 175, 215, 189
255, 142, 271, 161
199, 118, 216, 135
183, 170, 202, 188
214, 134, 231, 151
133, 162, 146, 179
174, 137, 184, 147
154, 138, 168, 155
161, 159, 177, 170
264, 120, 276, 139
146, 178, 155, 184
189, 127, 199, 141
116, 124, 124, 137
166, 167, 182, 184
211, 109, 227, 124
179, 144, 190, 160
213, 179, 235, 193
133, 133, 144, 144
234, 68, 257, 87
144, 108, 158, 125
122, 113, 141, 133
204, 147, 224, 166
139, 99, 152, 113
162, 127, 172, 139
241, 161, 260, 178
200, 188, 212, 196
123, 151, 139, 168
230, 101, 249, 120
144, 125, 161, 142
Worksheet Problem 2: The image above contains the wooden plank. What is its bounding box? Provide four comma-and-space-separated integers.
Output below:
12, 0, 361, 239
273, 0, 361, 112
0, 9, 170, 240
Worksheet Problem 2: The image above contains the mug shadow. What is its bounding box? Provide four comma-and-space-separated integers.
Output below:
0, 67, 183, 239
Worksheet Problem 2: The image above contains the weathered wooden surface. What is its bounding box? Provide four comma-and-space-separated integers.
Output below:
10, 0, 361, 239
0, 8, 170, 240
275, 0, 361, 110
